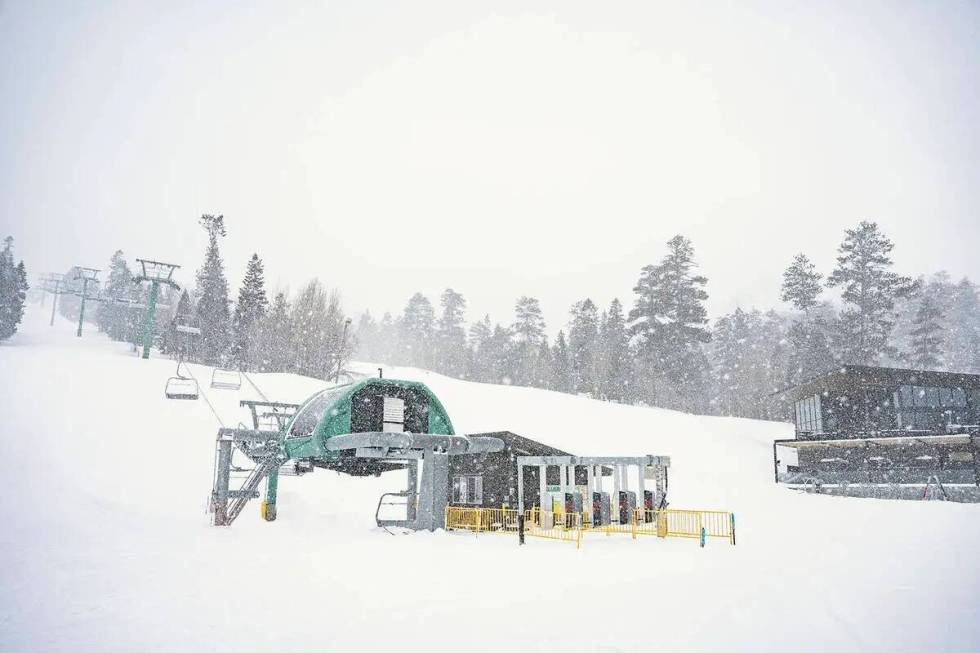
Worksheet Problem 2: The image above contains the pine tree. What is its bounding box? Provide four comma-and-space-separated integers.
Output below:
629, 235, 711, 411
781, 254, 823, 313
510, 296, 547, 386
785, 316, 835, 387
160, 290, 193, 356
436, 288, 468, 377
535, 338, 553, 389
399, 293, 436, 368
947, 278, 980, 373
354, 311, 379, 361
253, 291, 293, 372
467, 315, 494, 381
230, 253, 269, 370
96, 250, 134, 341
600, 298, 632, 402
551, 330, 574, 392
711, 308, 749, 416
906, 294, 944, 370
290, 280, 345, 379
568, 299, 600, 396
376, 312, 400, 366
194, 214, 232, 365
827, 221, 916, 365
0, 236, 28, 342
488, 323, 515, 384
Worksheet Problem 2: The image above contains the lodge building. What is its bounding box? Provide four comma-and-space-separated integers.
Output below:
773, 365, 980, 500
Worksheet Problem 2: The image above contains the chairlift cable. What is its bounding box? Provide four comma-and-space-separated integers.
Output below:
243, 371, 270, 403
184, 365, 225, 428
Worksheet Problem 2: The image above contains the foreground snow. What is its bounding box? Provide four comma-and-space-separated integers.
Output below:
1, 307, 979, 652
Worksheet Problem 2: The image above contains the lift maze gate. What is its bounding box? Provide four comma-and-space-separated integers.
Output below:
208, 378, 735, 550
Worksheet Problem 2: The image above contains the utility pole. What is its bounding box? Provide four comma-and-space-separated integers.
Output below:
133, 258, 180, 359
72, 267, 101, 337
335, 317, 352, 383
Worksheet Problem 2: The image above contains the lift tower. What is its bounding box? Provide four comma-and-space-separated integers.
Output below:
133, 258, 180, 359
71, 268, 101, 337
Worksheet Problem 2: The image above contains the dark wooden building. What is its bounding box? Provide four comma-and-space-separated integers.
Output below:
448, 431, 592, 509
773, 365, 980, 497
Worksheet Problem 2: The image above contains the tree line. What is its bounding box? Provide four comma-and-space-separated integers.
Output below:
61, 214, 352, 380
355, 221, 980, 419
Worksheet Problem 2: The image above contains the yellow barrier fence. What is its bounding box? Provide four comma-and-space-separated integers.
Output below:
444, 506, 735, 548
632, 509, 736, 545
523, 508, 583, 548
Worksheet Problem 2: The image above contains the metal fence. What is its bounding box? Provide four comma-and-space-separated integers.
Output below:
632, 509, 735, 545
444, 506, 735, 548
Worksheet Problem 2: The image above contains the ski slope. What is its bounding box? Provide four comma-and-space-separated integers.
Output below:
2, 305, 979, 653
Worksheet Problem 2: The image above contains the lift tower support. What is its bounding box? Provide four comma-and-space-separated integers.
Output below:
72, 268, 101, 337
133, 258, 180, 359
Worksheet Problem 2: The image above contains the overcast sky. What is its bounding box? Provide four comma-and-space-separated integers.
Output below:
2, 1, 978, 334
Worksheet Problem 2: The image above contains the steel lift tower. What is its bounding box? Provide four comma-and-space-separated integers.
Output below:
133, 258, 180, 359
39, 273, 66, 326
71, 268, 101, 337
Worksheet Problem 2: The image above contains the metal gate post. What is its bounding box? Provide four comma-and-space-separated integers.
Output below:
262, 467, 279, 521
140, 281, 160, 359
406, 459, 418, 523
213, 438, 233, 526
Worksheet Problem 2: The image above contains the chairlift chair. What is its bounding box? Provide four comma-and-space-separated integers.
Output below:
165, 319, 201, 400
211, 368, 242, 391
165, 374, 200, 400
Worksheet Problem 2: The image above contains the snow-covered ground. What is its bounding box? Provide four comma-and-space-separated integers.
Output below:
2, 305, 979, 652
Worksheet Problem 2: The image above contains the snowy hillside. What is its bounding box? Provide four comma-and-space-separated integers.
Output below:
2, 305, 979, 653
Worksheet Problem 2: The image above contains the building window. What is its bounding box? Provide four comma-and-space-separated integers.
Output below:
895, 385, 970, 431
794, 395, 822, 435
452, 475, 483, 505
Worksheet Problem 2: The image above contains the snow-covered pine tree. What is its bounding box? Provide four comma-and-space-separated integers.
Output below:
193, 214, 232, 365
599, 298, 631, 402
906, 294, 944, 370
399, 293, 436, 368
711, 308, 748, 416
551, 330, 574, 393
230, 253, 268, 370
510, 296, 547, 386
354, 311, 379, 361
436, 288, 468, 377
160, 289, 193, 356
779, 253, 835, 386
372, 312, 400, 367
826, 221, 916, 365
568, 298, 600, 396
947, 278, 980, 373
628, 234, 711, 412
535, 338, 553, 389
488, 323, 515, 384
290, 279, 345, 379
96, 250, 133, 341
785, 316, 835, 386
0, 237, 28, 342
467, 314, 493, 382
781, 253, 822, 314
252, 291, 292, 372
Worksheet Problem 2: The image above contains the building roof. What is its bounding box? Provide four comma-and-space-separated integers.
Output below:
775, 365, 980, 402
467, 431, 572, 457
